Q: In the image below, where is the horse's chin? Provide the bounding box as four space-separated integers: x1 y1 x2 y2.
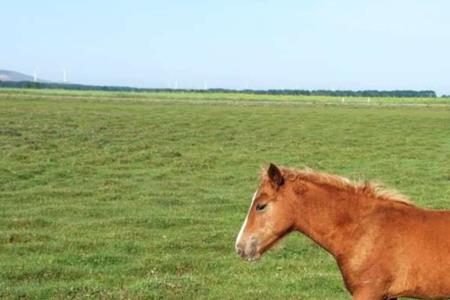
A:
236 235 283 262
258 236 283 256
241 240 276 262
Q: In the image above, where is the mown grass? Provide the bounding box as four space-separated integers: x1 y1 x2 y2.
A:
0 89 449 299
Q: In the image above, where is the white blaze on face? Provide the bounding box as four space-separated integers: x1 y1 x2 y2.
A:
235 191 258 249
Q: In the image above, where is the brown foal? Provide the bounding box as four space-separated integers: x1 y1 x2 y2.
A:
235 164 450 300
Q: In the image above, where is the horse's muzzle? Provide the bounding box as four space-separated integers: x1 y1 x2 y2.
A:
235 236 261 261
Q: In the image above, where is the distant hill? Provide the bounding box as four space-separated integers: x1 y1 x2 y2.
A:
0 69 440 98
0 69 38 82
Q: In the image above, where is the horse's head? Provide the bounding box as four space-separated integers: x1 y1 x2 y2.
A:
235 163 295 261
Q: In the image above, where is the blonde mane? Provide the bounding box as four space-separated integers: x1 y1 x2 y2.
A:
262 166 413 206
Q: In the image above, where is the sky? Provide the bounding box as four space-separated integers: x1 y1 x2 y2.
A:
2 0 450 94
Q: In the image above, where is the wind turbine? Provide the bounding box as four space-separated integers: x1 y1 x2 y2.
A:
33 67 38 82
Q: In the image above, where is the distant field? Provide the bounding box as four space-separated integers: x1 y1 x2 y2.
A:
0 89 449 299
1 88 450 105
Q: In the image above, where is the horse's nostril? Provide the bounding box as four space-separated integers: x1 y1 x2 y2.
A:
235 244 244 256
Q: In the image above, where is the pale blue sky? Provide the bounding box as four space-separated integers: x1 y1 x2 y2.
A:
2 1 450 94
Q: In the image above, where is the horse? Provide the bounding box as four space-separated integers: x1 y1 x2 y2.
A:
235 163 450 300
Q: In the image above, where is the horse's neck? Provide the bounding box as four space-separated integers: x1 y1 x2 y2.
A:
292 183 376 256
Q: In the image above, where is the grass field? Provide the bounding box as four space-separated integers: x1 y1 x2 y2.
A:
1 88 450 105
0 89 449 299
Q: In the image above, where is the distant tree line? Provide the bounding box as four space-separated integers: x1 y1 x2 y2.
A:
0 80 440 98
221 89 438 98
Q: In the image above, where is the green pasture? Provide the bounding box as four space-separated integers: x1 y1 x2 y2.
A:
1 88 450 105
0 89 449 299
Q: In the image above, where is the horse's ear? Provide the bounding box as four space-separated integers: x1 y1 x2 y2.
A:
268 163 284 187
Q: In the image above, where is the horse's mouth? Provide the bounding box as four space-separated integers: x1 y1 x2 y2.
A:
238 250 261 262
245 252 261 261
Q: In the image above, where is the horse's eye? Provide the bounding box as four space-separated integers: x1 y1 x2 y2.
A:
256 203 268 211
